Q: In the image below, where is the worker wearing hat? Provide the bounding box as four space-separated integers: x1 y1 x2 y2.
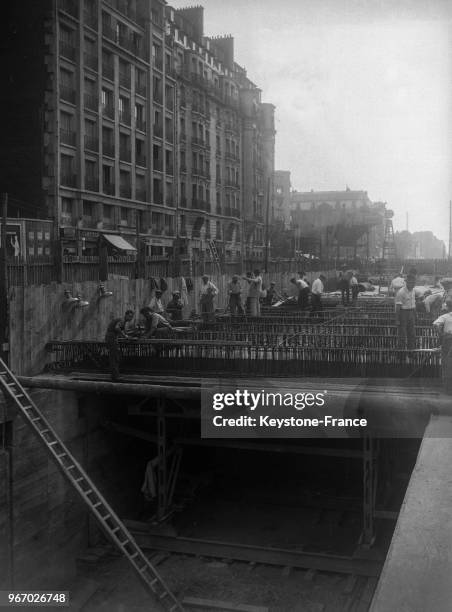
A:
166 291 183 322
395 275 417 350
149 289 165 314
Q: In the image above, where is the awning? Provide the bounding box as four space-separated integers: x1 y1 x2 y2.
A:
102 234 136 251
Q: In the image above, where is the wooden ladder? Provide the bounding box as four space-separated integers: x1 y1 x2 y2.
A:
0 359 184 611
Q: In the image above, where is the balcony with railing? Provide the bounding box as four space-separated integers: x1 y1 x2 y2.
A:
103 104 114 120
154 191 163 205
84 8 98 29
166 165 174 176
60 86 76 105
192 199 210 212
180 197 187 208
60 129 76 147
60 41 77 62
84 94 98 112
153 124 163 139
153 159 163 172
61 174 77 187
120 185 132 198
84 53 98 71
136 154 146 167
192 137 206 148
165 131 174 144
225 180 240 189
136 82 146 97
58 0 78 18
192 167 210 180
103 142 115 157
103 182 115 195
224 207 241 218
136 119 146 132
85 177 99 191
136 188 147 202
102 63 114 81
119 71 131 89
225 151 240 163
119 111 131 126
85 136 99 152
119 147 131 162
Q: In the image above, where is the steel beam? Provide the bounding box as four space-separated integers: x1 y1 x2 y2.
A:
127 528 383 577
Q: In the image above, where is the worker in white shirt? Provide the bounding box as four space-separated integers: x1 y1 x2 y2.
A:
311 274 326 312
243 269 263 317
290 276 309 309
149 289 165 314
395 275 416 350
199 275 218 323
433 298 452 367
350 273 359 306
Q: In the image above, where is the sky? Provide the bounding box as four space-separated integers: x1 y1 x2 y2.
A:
172 0 452 245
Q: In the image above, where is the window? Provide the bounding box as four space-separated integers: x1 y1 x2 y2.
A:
153 76 162 103
85 119 98 151
60 112 75 146
61 198 73 224
61 154 75 186
102 164 114 194
136 174 146 201
103 204 113 222
119 58 130 88
135 68 146 96
60 68 75 103
165 149 173 174
153 178 163 204
59 25 76 61
153 144 162 171
84 77 97 111
102 126 114 157
135 138 146 166
165 182 173 207
120 207 129 225
119 96 131 124
101 88 114 118
82 200 94 220
85 159 98 191
119 170 131 198
135 103 145 131
119 133 131 162
84 37 97 71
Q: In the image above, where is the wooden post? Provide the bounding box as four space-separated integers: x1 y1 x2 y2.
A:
157 399 167 521
0 194 9 365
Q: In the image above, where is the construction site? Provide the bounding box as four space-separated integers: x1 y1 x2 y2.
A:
0 247 451 612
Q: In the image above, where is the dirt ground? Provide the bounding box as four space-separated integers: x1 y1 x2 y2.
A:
78 547 375 612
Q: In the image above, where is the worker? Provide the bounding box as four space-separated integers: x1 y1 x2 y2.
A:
350 272 359 306
199 275 218 323
433 298 452 381
149 289 165 314
105 310 135 381
265 281 282 306
227 275 244 316
166 291 183 321
290 276 309 309
395 275 416 350
243 269 263 316
140 306 172 338
311 274 326 312
337 271 350 306
390 273 405 296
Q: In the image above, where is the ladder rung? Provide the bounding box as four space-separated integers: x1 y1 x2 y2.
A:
16 394 24 398
93 502 102 509
119 540 130 547
40 429 50 435
112 527 120 534
67 465 76 470
0 371 7 375
75 477 85 483
84 489 93 495
49 441 59 446
56 453 67 459
159 592 169 600
150 578 159 587
102 514 111 521
31 417 41 422
7 382 16 387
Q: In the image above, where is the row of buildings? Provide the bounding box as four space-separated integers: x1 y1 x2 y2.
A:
1 0 275 263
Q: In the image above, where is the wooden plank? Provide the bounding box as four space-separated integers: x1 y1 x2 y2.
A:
182 597 268 612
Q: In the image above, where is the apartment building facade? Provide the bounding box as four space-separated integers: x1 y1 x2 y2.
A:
1 0 275 264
